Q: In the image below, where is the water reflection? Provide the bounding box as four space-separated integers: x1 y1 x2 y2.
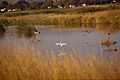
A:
0 32 5 38
95 24 120 32
17 31 34 38
51 24 120 33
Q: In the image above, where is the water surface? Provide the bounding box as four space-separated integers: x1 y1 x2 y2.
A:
0 25 120 58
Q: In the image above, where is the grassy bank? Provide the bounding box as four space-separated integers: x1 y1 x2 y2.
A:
0 45 120 80
0 10 120 26
0 4 120 26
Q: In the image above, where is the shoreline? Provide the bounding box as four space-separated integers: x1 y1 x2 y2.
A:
0 9 119 25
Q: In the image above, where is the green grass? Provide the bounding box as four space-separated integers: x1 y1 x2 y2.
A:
1 4 120 17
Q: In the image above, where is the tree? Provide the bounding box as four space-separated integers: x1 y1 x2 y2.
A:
56 0 65 6
15 0 29 10
1 1 8 8
30 1 40 9
41 0 53 8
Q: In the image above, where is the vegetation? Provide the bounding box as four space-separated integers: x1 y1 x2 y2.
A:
0 23 5 32
0 4 120 26
16 21 35 38
0 45 119 80
0 0 120 10
1 4 120 17
0 4 119 26
0 9 119 25
0 19 9 33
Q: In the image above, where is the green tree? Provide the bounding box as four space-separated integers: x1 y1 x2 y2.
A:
41 0 53 9
1 1 8 8
30 1 40 9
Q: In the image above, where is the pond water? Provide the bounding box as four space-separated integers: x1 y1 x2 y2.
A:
0 25 120 58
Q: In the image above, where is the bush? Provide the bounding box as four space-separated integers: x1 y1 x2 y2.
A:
0 23 5 32
0 19 9 32
0 19 9 27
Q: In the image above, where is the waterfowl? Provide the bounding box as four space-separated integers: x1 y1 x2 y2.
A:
81 30 91 33
31 24 40 42
106 48 117 52
34 30 40 35
85 30 91 33
56 42 67 47
108 33 111 35
101 40 117 47
107 32 111 40
33 26 40 35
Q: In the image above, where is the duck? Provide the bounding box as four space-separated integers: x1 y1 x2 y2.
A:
108 32 111 35
56 42 67 47
106 48 117 52
33 26 40 35
34 30 40 35
81 30 91 33
101 40 117 47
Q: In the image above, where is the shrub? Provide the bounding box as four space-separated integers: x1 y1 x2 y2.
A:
0 19 9 27
0 19 9 32
0 23 5 32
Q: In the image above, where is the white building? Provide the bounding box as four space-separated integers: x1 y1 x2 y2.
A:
69 5 75 8
82 4 86 7
0 8 6 12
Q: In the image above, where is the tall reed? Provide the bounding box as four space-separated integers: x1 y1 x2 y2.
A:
0 45 120 80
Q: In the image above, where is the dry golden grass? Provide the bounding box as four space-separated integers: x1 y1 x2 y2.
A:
0 9 120 25
0 45 120 80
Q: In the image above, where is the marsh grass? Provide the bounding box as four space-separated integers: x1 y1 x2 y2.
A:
0 9 119 26
99 17 111 24
0 45 120 80
0 4 119 26
88 17 96 25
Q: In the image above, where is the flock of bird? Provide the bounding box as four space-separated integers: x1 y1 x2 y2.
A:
101 33 118 52
33 26 118 53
